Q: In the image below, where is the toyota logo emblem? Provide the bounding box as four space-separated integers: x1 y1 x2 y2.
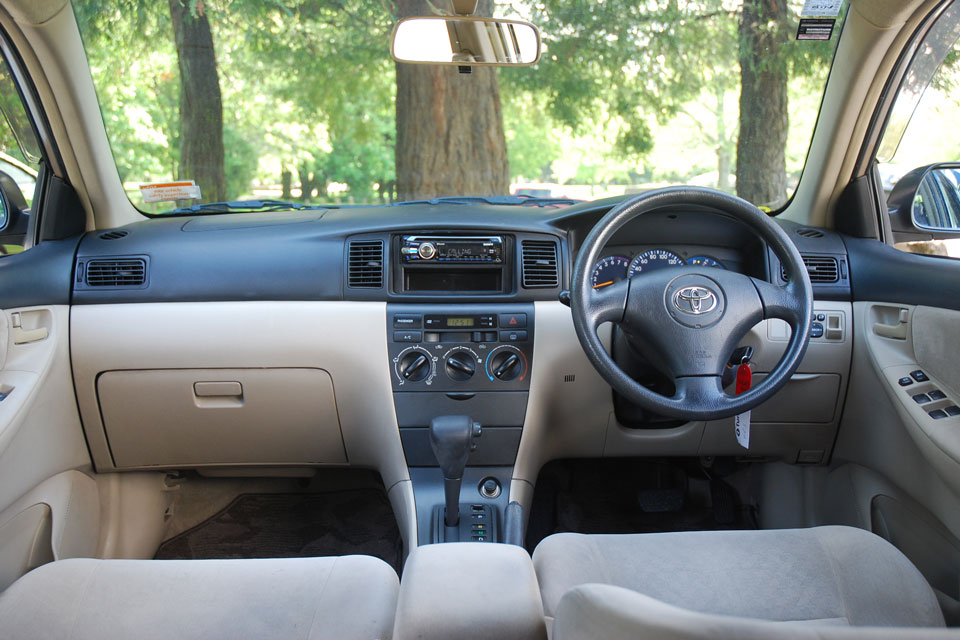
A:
673 286 718 315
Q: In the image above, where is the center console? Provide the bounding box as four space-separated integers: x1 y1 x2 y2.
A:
388 304 533 544
375 230 561 545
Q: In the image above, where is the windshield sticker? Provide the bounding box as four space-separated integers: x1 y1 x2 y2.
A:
801 0 842 17
797 18 835 41
140 180 202 203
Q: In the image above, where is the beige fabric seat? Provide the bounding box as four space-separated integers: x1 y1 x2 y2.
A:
0 555 399 640
534 526 946 634
553 584 960 640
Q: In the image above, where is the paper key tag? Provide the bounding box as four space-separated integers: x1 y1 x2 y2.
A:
140 180 202 203
735 411 751 449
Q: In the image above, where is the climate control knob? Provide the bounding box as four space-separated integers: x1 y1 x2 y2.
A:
398 350 431 382
488 348 524 382
445 351 477 381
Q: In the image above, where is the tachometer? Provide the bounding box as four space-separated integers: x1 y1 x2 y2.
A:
591 256 630 289
627 249 683 277
686 255 725 269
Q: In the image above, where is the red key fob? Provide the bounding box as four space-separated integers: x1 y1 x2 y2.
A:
735 363 752 395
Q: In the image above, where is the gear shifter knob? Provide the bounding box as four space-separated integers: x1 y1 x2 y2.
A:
429 415 482 527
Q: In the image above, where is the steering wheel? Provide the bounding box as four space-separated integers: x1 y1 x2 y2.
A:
571 187 813 422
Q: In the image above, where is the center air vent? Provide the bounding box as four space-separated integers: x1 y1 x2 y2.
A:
85 258 147 287
347 240 384 288
521 240 559 288
781 255 840 284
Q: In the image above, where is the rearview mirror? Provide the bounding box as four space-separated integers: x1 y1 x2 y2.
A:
391 16 541 66
888 163 960 234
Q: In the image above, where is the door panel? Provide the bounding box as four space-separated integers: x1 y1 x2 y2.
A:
0 305 97 588
832 236 960 619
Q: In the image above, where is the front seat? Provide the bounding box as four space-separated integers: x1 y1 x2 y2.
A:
533 526 946 634
0 555 399 640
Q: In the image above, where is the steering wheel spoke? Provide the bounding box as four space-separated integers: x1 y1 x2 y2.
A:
586 278 628 329
751 277 806 324
672 375 726 410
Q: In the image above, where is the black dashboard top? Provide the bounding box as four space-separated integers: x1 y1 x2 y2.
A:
69 197 851 304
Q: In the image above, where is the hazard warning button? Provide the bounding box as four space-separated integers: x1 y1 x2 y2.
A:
498 313 527 329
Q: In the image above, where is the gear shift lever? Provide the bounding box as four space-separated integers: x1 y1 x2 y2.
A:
429 415 482 527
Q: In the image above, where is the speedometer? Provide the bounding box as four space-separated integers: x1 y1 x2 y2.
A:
591 256 630 289
627 249 684 277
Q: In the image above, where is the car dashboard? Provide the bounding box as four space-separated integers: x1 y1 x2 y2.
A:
65 197 854 545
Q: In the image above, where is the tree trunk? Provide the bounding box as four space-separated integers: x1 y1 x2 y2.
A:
394 0 509 200
736 0 788 207
281 169 292 199
169 0 226 203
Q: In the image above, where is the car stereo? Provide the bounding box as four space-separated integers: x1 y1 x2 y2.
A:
401 235 504 264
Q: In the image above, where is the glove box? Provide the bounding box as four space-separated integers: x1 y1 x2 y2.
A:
96 368 346 468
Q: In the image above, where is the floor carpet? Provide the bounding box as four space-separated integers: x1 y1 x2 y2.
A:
525 459 757 551
155 490 402 573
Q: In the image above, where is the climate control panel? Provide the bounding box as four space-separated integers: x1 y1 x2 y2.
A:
387 305 533 392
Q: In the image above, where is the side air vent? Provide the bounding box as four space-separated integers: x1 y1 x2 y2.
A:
796 227 824 238
347 240 384 288
85 258 147 287
521 240 559 288
781 255 840 284
99 230 129 240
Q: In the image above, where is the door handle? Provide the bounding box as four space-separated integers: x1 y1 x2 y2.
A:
10 313 48 345
873 308 909 340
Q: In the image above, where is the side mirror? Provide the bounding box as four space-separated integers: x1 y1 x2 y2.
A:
888 163 960 235
0 183 7 232
391 16 541 66
0 169 28 240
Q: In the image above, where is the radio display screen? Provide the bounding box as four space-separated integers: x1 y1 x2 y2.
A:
437 241 486 257
446 317 475 328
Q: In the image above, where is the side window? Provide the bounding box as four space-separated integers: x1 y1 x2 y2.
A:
876 2 960 257
0 58 42 256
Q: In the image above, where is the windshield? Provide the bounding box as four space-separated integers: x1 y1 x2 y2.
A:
73 0 845 215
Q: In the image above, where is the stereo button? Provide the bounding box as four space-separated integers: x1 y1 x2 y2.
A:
393 314 422 328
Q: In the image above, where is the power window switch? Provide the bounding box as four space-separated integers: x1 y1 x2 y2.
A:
929 390 947 401
898 377 914 387
913 394 931 405
929 409 948 420
945 406 960 417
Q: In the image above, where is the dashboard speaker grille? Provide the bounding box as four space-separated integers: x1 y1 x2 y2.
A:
85 258 147 287
347 240 384 288
521 240 559 288
781 255 839 284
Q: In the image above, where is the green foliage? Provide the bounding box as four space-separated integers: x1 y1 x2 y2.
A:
72 0 844 206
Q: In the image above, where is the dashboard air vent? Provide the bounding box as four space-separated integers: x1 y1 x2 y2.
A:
99 230 129 240
796 227 824 238
85 258 147 287
781 255 840 284
347 240 384 288
521 240 559 288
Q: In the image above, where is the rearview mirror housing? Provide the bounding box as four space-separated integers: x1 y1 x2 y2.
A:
391 16 541 67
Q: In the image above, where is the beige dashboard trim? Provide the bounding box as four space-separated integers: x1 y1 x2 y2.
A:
71 302 408 484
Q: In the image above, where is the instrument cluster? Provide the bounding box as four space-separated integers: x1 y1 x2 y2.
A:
591 248 727 289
